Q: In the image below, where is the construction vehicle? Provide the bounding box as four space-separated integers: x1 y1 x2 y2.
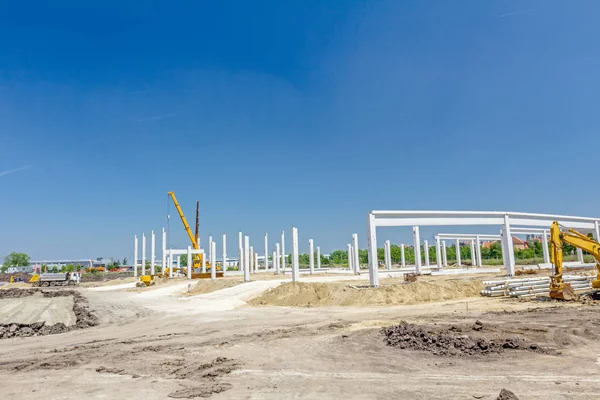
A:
167 191 221 276
136 275 157 287
549 221 600 300
33 272 79 287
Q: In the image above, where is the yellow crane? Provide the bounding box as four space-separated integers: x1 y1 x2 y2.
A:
168 191 204 270
549 221 600 300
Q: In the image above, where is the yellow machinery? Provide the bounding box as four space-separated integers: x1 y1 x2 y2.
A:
549 221 600 300
136 275 156 287
28 274 39 283
167 191 220 274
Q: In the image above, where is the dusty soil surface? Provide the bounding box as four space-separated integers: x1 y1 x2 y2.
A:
0 283 599 399
248 279 484 307
80 272 134 282
0 293 75 325
181 278 243 296
80 276 138 288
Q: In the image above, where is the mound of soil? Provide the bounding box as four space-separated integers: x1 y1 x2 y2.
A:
382 321 550 356
0 288 97 339
182 279 242 296
249 280 484 307
0 273 31 283
80 272 133 283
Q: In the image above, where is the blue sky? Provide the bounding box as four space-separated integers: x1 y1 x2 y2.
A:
2 0 600 261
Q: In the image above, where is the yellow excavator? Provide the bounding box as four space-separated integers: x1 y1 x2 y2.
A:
549 221 600 300
167 191 221 277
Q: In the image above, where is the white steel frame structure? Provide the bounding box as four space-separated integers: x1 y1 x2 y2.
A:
435 233 502 268
367 210 600 287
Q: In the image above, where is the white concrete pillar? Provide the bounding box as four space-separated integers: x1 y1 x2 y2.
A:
238 232 242 270
316 246 321 269
211 241 217 280
291 227 299 282
244 236 250 282
272 251 276 273
367 212 379 287
455 239 462 267
309 239 314 275
347 243 353 272
254 252 258 276
264 234 269 271
161 228 166 275
502 215 516 276
141 233 146 276
384 240 391 270
177 254 181 271
352 234 360 274
250 246 254 274
239 246 244 276
187 246 192 279
151 230 156 275
423 240 430 267
281 230 286 273
442 240 448 267
577 247 584 263
595 221 600 243
435 236 442 269
222 233 227 274
413 226 422 274
476 236 482 267
168 250 173 278
542 230 550 264
401 244 406 267
275 243 281 274
208 235 213 270
470 240 476 268
134 235 138 277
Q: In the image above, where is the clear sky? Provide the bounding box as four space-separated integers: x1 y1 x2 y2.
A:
2 0 600 261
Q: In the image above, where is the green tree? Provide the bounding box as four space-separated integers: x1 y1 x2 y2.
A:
3 252 30 267
180 254 188 266
122 257 128 265
52 266 58 273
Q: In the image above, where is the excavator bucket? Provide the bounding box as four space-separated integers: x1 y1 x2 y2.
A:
549 282 578 301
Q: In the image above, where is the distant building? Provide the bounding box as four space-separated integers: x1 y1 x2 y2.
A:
480 236 529 250
6 266 34 273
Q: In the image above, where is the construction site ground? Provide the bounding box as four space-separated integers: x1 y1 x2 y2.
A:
0 272 599 399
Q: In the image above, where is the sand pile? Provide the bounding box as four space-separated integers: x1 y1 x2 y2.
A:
248 279 484 307
182 279 242 296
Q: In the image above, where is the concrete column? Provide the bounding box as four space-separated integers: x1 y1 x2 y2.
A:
470 240 476 268
142 233 146 276
384 240 391 270
577 248 584 263
352 234 360 274
455 239 462 267
222 234 227 274
281 231 286 273
595 221 600 243
151 230 156 275
442 240 448 267
134 235 138 277
413 226 422 274
291 227 299 282
316 246 321 269
502 215 516 276
476 236 482 267
264 234 269 271
162 228 167 275
272 251 276 273
211 242 216 280
238 232 242 270
177 255 181 271
250 246 254 274
435 236 442 269
347 243 353 272
239 246 244 277
367 212 379 287
309 239 314 275
244 236 250 282
542 230 550 264
187 246 192 279
401 244 406 267
275 243 281 274
423 240 430 267
254 252 258 276
208 235 213 269
168 250 173 278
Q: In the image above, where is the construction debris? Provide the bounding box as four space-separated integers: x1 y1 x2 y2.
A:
480 275 591 298
496 388 519 400
404 273 419 283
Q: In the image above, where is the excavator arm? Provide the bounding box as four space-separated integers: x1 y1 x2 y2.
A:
549 221 600 300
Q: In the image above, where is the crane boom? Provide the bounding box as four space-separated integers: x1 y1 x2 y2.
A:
549 221 600 300
168 191 199 249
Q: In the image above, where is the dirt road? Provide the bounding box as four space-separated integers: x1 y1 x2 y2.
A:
0 282 599 399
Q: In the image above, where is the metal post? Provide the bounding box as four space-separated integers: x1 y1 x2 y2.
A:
367 212 379 287
275 243 281 274
151 230 155 275
222 234 227 275
281 230 286 273
291 227 299 282
187 246 192 279
134 235 138 277
455 239 462 267
352 234 360 274
244 236 250 282
442 240 448 267
470 240 476 268
141 233 146 276
309 239 314 275
542 230 550 264
211 242 216 280
316 246 321 269
401 244 406 267
423 239 430 267
435 236 442 269
413 226 422 274
264 234 269 271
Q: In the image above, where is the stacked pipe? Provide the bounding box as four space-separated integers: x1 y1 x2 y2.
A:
481 275 592 298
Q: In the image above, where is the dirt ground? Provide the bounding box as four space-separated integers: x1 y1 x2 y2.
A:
0 293 75 325
182 278 243 296
0 277 599 399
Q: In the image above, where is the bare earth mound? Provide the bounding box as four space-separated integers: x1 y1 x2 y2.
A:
182 278 243 296
248 279 484 307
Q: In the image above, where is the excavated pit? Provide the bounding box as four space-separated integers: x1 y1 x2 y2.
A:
0 288 97 339
382 320 554 357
